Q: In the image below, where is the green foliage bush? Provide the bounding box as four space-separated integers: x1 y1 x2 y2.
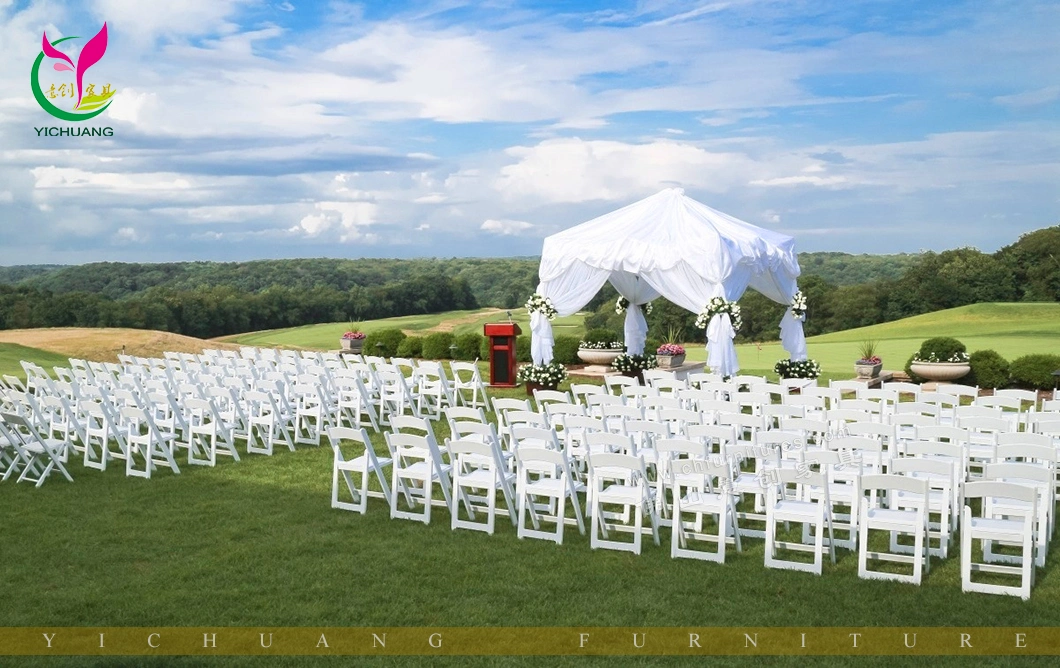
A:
422 332 455 360
581 328 621 346
916 337 967 360
395 336 422 358
453 333 483 361
552 336 582 364
363 328 406 357
516 336 531 363
1009 354 1060 390
967 350 1010 389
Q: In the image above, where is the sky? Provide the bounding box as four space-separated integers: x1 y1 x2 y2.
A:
0 0 1057 265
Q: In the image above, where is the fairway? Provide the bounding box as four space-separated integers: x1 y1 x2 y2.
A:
219 308 589 349
0 343 70 380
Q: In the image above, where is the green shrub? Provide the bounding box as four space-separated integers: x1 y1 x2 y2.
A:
395 336 423 358
516 336 531 363
363 328 406 357
1009 354 1060 390
581 328 621 346
914 337 968 362
552 336 582 365
453 332 484 361
422 332 456 360
967 350 1010 389
479 335 490 361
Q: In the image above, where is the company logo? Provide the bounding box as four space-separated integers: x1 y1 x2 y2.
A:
31 23 114 122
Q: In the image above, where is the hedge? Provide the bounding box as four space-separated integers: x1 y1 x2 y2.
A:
363 328 406 357
422 332 456 360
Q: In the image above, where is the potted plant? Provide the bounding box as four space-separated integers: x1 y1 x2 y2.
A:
611 353 658 384
854 340 883 379
908 337 971 382
655 325 686 368
577 328 625 366
516 362 569 395
341 328 366 353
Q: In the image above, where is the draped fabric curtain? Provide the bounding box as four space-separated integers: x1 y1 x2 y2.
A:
531 260 611 365
609 273 660 356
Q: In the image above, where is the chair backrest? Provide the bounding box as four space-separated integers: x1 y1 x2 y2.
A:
445 406 487 425
860 473 929 500
895 401 940 417
955 405 1003 422
916 425 969 444
938 383 978 400
448 437 503 469
506 410 549 430
604 374 640 395
958 416 1010 435
510 425 561 451
655 437 713 477
994 443 1056 467
585 430 636 456
451 420 500 445
589 452 646 480
533 389 572 411
685 423 738 453
984 461 1053 488
963 480 1037 508
570 383 605 405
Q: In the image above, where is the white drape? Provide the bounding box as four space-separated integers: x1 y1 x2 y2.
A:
531 260 611 365
779 309 808 361
610 273 659 355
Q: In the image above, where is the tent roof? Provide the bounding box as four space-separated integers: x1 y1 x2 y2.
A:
539 188 800 285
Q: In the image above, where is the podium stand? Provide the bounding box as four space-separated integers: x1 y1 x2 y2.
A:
483 323 521 387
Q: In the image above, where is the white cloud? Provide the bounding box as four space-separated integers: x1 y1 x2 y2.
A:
481 219 534 235
750 175 848 187
992 86 1060 108
292 201 378 242
91 0 246 42
0 191 12 203
114 226 142 242
277 2 294 11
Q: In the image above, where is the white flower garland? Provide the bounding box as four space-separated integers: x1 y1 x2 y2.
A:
695 297 742 332
790 290 807 321
615 297 653 315
525 293 558 321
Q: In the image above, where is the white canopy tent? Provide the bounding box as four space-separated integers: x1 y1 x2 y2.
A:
530 188 807 376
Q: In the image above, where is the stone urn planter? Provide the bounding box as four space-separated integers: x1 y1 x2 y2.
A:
656 353 686 369
854 362 882 379
340 338 364 354
577 348 624 366
910 361 971 382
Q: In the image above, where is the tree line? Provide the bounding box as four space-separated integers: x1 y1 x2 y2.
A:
585 226 1060 344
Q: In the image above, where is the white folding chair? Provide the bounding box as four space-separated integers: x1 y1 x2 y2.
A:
660 440 741 563
120 406 181 479
588 452 660 554
858 474 931 585
328 425 392 514
449 361 488 410
515 447 586 545
962 481 1037 600
0 412 73 487
448 437 517 534
244 390 296 456
982 462 1053 568
180 396 240 466
385 431 453 524
764 469 835 575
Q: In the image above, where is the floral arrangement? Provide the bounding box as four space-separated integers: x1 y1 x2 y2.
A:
790 291 807 321
516 362 568 387
857 355 882 365
913 351 970 363
525 293 558 320
774 358 822 379
695 297 742 333
579 339 624 350
656 343 685 356
611 353 658 373
342 330 366 340
615 297 653 315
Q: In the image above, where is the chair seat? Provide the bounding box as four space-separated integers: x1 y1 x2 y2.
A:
337 454 392 472
598 483 647 504
773 499 822 521
864 506 920 529
680 491 726 513
967 515 1027 539
396 461 450 479
458 468 515 488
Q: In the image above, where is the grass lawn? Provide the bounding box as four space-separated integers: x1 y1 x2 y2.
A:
0 342 71 380
219 309 589 350
3 380 1060 668
681 303 1060 377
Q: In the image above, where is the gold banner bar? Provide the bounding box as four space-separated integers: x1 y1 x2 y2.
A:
1 627 1057 656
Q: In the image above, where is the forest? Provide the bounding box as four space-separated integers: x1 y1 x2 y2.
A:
0 226 1056 341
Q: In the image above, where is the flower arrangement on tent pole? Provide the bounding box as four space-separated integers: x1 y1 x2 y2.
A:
525 293 558 320
790 290 807 321
695 297 742 333
615 297 653 315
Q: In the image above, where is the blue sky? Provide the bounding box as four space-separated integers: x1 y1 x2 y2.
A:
0 0 1057 264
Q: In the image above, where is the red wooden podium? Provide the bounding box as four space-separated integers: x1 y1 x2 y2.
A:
484 323 521 387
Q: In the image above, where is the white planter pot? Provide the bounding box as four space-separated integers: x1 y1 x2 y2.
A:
910 361 971 382
656 354 686 368
577 348 624 366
